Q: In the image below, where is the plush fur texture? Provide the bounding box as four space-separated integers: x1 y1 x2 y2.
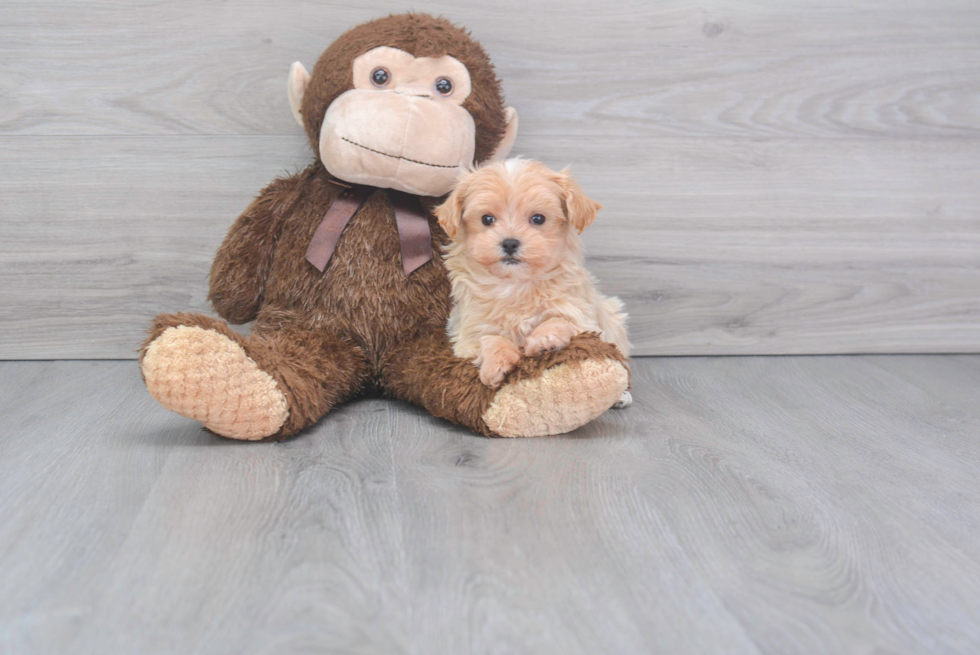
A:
485 355 630 437
308 46 480 195
299 14 508 165
139 14 630 440
435 159 630 387
141 324 289 439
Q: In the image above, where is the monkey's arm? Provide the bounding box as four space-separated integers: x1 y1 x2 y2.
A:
208 174 302 324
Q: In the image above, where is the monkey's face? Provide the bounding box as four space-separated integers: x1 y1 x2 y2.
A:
289 46 517 196
288 15 518 199
319 47 476 197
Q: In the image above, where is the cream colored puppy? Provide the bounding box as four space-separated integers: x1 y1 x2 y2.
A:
435 158 631 405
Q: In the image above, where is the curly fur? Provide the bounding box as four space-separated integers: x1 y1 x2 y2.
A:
435 159 630 382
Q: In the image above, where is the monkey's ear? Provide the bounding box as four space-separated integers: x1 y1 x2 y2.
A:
488 107 519 162
288 62 311 128
556 167 602 233
434 174 470 240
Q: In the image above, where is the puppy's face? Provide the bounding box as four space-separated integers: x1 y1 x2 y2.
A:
436 159 602 281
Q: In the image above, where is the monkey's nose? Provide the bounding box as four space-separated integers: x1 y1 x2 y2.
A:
501 239 521 256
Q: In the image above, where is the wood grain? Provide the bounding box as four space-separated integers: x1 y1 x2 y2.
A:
1 1 978 139
1 357 979 653
1 0 979 357
2 135 977 358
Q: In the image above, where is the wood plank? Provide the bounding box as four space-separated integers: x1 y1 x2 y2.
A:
2 135 978 358
2 0 979 357
1 1 978 139
1 357 980 652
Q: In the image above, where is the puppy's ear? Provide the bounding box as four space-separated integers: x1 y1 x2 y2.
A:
555 167 602 233
434 173 471 240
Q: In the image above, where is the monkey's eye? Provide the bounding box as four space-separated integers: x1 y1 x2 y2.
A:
434 77 454 96
530 214 546 225
371 67 391 87
481 214 495 226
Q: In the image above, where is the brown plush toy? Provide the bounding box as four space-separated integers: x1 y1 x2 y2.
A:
139 13 629 440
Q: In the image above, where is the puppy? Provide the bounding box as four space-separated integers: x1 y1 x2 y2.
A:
435 158 631 405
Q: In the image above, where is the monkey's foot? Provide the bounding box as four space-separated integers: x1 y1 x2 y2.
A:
141 325 288 440
482 357 629 438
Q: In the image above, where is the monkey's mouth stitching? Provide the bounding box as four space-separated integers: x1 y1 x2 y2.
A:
340 137 458 169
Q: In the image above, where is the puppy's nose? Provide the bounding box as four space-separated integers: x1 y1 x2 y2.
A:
501 238 521 255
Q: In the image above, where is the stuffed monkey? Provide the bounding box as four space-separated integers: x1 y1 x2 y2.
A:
139 13 629 439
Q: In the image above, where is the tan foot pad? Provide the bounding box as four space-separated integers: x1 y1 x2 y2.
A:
141 326 288 440
483 358 629 438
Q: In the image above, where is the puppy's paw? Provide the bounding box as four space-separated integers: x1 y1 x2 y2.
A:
478 340 521 388
525 325 574 357
613 390 632 408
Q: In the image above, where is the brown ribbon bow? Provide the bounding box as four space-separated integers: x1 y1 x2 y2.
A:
305 185 433 276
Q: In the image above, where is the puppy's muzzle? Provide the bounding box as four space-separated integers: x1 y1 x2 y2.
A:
501 238 521 256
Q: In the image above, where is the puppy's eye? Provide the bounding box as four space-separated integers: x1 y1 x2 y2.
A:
481 214 495 226
371 67 391 87
434 77 454 96
530 214 546 225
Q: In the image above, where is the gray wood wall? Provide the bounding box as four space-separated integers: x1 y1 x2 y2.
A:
2 0 979 359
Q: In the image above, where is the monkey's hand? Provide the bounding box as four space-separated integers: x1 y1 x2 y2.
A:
209 174 303 324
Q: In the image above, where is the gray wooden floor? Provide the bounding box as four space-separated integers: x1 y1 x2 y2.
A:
2 356 979 654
